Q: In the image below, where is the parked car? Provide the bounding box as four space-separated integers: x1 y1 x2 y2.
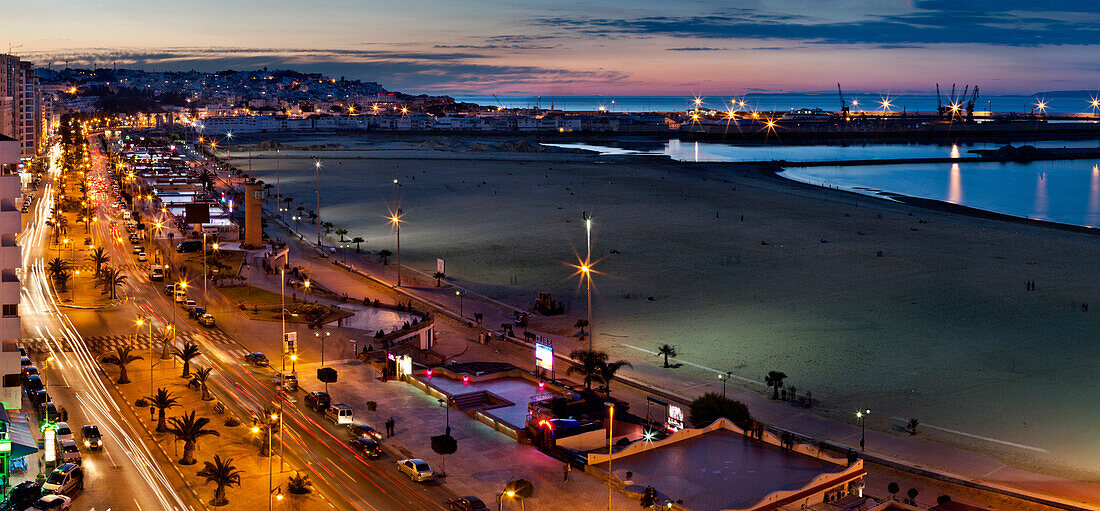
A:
4 481 41 511
188 305 205 319
25 494 71 511
198 313 216 327
243 352 268 366
23 374 43 392
280 372 298 391
22 365 38 379
30 390 50 408
57 441 81 465
37 402 59 423
176 240 202 253
80 425 102 450
164 284 174 296
137 252 148 262
350 437 383 458
41 463 82 495
304 391 330 412
347 423 382 441
448 496 490 511
325 404 353 425
174 289 187 303
54 423 74 443
396 459 434 482
150 266 164 281
19 356 32 370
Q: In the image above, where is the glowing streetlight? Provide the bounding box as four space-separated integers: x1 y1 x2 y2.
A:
314 159 323 250
391 178 402 287
856 408 871 451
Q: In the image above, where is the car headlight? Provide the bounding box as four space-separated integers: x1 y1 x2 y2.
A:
96 440 102 446
83 441 89 447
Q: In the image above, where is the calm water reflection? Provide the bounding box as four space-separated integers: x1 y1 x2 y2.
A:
545 139 1100 162
783 160 1100 228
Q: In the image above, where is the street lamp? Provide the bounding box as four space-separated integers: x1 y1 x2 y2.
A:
314 159 322 250
391 178 401 287
455 290 464 317
438 397 451 436
719 371 733 398
316 330 331 366
856 408 870 451
606 402 614 511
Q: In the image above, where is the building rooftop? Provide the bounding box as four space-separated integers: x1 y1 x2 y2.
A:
610 428 850 511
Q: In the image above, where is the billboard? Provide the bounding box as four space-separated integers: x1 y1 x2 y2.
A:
535 341 553 371
667 404 685 432
284 332 297 354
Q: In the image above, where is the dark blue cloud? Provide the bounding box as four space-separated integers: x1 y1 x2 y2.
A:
534 5 1100 47
665 47 727 51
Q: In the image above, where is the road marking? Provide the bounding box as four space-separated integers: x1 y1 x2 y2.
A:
890 417 1048 453
624 344 766 386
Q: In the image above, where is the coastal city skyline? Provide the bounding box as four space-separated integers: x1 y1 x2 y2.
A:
6 0 1100 94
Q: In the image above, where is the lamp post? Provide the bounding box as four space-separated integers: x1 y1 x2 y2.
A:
455 290 464 317
582 263 592 352
438 398 451 436
316 330 331 367
202 232 208 298
719 371 732 398
856 408 870 451
606 401 614 511
314 159 322 250
392 178 401 287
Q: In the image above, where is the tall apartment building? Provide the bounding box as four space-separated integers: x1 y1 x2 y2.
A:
0 55 42 160
0 136 22 409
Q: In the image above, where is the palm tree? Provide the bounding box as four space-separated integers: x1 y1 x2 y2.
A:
191 367 214 401
567 349 608 390
95 267 127 299
433 271 445 287
597 360 632 395
287 473 312 494
46 257 70 290
197 168 215 191
167 411 220 465
322 221 334 234
174 342 201 378
378 249 391 265
87 247 110 279
351 236 364 252
51 216 68 242
765 371 787 400
656 344 677 368
335 228 348 242
574 319 589 339
307 211 317 224
102 346 144 384
196 455 242 506
145 388 181 432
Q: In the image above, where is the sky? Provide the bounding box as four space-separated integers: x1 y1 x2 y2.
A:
3 0 1100 95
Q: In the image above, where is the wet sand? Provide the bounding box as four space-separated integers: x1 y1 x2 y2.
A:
231 141 1100 482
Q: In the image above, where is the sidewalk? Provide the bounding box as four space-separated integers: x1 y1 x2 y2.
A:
294 357 639 511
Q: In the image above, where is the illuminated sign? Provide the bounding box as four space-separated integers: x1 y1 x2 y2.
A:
44 429 56 462
395 355 412 377
667 405 684 432
535 342 553 371
283 332 297 354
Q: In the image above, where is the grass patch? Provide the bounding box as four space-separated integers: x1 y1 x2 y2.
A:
218 285 353 324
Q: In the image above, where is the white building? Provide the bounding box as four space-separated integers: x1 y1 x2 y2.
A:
0 135 23 409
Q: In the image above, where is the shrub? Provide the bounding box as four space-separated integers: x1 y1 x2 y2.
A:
687 392 752 428
135 398 148 408
224 417 241 427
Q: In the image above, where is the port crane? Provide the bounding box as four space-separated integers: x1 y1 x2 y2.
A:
837 83 849 118
966 86 980 121
936 84 946 119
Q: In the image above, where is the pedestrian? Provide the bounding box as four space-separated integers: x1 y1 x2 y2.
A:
385 417 395 437
563 461 571 482
61 407 68 422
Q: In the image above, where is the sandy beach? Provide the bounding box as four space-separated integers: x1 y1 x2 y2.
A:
228 133 1100 483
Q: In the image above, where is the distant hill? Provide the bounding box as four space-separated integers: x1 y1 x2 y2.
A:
1030 90 1099 97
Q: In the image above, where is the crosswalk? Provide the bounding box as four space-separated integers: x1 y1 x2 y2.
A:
22 329 236 353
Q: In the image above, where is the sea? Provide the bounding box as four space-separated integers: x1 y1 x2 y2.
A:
452 92 1100 114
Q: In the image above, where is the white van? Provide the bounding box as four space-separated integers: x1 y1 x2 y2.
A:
174 288 187 303
325 404 353 425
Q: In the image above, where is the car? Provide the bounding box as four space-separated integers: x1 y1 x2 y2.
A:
80 425 103 450
448 496 490 511
350 437 383 458
22 365 38 379
280 372 298 391
174 289 187 303
198 313 216 327
30 390 50 408
187 305 204 318
347 423 382 441
55 423 74 443
396 459 434 482
137 252 147 262
37 402 59 423
304 391 331 412
57 441 81 465
150 265 164 281
23 374 43 392
183 299 197 311
164 284 175 295
176 240 202 253
243 352 269 366
5 481 41 511
17 345 26 356
25 494 71 511
41 463 82 495
132 245 143 254
325 404 353 425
